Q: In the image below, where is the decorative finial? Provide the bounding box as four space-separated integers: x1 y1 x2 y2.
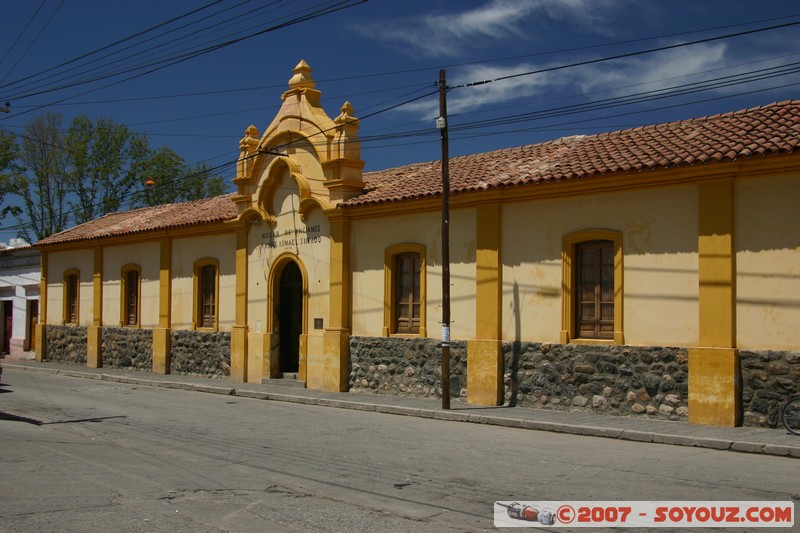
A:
335 101 357 124
287 60 315 90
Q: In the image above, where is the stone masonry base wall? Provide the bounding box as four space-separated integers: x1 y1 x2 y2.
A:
41 325 799 429
349 336 467 399
505 343 689 421
741 350 800 428
101 327 153 370
170 330 231 378
45 325 87 365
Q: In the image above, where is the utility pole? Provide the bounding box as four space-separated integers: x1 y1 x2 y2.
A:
437 69 451 410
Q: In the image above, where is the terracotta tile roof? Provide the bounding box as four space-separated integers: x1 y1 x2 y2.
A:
347 99 800 207
35 194 238 246
33 100 800 246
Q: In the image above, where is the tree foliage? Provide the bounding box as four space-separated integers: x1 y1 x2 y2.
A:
0 112 228 242
4 112 70 243
0 129 19 221
65 116 150 224
136 148 226 207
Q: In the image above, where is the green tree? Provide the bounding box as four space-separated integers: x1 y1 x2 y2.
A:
0 130 19 221
137 147 226 207
65 116 150 224
5 112 70 242
4 112 229 242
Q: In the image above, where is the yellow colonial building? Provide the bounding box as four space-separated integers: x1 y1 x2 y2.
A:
35 61 800 428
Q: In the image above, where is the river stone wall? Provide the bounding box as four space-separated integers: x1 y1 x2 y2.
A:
101 327 153 370
170 330 231 378
45 325 87 364
349 336 467 399
741 350 800 428
504 342 689 420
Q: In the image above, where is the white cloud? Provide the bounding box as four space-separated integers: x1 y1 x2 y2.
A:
400 62 558 118
395 43 738 120
358 0 613 59
571 44 729 95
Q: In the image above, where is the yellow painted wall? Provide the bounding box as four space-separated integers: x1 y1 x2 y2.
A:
736 173 800 349
247 178 332 335
245 173 333 383
350 208 476 339
171 233 236 330
247 231 270 334
46 249 94 326
502 185 699 345
101 242 161 328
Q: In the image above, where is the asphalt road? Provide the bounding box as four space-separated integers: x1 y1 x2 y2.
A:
0 369 797 532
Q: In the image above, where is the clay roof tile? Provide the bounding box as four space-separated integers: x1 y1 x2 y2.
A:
36 194 238 247
348 100 800 208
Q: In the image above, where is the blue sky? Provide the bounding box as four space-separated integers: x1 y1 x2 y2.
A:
0 0 799 241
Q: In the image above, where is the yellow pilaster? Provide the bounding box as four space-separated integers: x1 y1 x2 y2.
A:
264 332 280 380
689 347 740 426
35 252 47 362
87 246 103 368
468 202 504 405
247 331 269 383
153 238 172 374
321 214 351 391
230 228 249 382
689 179 740 426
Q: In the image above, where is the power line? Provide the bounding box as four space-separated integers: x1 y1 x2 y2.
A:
0 0 269 100
2 10 799 237
0 85 438 237
0 0 65 85
450 20 800 90
1 0 367 103
6 11 798 108
0 0 227 94
0 0 46 80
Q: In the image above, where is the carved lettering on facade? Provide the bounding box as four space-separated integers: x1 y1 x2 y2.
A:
260 225 323 249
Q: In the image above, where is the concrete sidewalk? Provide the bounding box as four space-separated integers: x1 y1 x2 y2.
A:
3 359 798 459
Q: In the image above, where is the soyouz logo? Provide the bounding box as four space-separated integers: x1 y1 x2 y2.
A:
493 501 795 528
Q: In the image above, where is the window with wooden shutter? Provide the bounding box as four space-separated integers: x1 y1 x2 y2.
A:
199 264 216 328
395 252 421 334
123 268 139 326
575 240 615 339
65 272 79 324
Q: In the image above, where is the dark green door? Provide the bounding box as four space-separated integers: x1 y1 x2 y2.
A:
279 262 302 373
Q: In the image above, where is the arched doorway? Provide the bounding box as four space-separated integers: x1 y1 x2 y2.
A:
278 261 302 374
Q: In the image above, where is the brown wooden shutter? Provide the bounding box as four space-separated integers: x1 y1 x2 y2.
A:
126 270 139 325
67 274 78 323
395 253 421 334
200 265 216 328
576 241 614 339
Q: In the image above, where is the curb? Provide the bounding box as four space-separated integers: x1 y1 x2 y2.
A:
5 364 799 459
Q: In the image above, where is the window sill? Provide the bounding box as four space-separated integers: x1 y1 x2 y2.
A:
570 338 616 346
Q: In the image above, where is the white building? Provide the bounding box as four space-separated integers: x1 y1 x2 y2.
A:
0 242 40 358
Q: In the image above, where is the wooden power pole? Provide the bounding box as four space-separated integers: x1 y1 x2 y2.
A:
437 69 451 410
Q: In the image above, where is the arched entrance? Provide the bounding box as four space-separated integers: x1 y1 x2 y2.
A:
278 261 302 374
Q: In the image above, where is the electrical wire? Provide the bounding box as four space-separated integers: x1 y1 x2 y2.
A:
0 0 65 86
0 0 46 81
1 10 799 238
0 0 227 94
0 85 439 236
450 20 800 89
1 0 367 103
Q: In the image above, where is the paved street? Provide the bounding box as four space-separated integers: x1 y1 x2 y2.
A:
1 369 797 532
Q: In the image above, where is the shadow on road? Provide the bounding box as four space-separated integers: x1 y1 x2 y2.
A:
0 413 126 426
